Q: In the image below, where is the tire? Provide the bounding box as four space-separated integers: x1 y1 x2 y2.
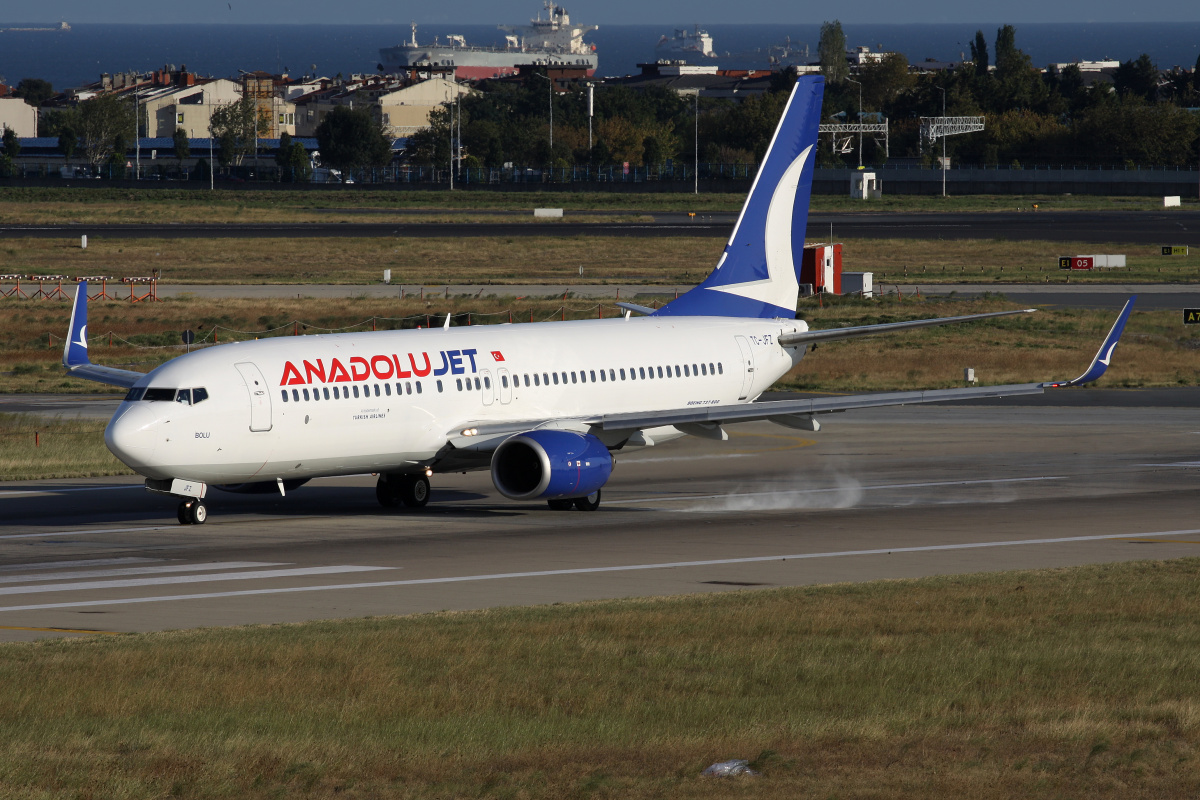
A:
573 490 601 512
401 475 430 508
189 503 207 525
177 501 193 525
547 498 574 510
376 475 401 508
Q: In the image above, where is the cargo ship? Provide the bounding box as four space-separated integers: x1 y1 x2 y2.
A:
656 26 716 59
378 3 598 80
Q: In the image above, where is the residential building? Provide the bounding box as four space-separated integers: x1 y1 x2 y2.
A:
0 97 38 137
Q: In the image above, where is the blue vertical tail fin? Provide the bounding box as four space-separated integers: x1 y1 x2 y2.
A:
653 76 825 319
64 280 90 368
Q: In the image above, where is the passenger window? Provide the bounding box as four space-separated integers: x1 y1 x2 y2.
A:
281 390 288 402
437 380 443 392
684 365 690 377
600 370 606 382
675 366 681 378
352 386 360 398
692 364 698 376
570 372 577 384
475 377 481 390
542 372 549 385
484 376 491 389
553 373 559 385
416 381 422 394
609 369 615 381
656 367 663 379
718 363 724 374
590 370 596 382
534 374 540 386
639 367 645 379
502 375 508 388
323 388 330 400
303 388 310 401
291 389 299 401
385 383 392 396
456 378 462 391
374 384 381 397
406 382 413 395
701 364 707 375
620 369 626 380
561 372 567 385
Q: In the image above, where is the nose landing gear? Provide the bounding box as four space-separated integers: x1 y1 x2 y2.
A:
177 500 207 525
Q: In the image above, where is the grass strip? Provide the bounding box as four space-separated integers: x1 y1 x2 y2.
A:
0 412 131 480
2 296 1197 394
2 558 1199 798
0 235 1196 286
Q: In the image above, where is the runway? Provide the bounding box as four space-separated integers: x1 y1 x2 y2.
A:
2 210 1197 243
2 401 1198 642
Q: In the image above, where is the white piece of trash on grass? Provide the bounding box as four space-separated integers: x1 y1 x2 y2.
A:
702 759 758 777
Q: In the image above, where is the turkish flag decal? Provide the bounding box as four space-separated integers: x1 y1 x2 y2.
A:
491 351 505 361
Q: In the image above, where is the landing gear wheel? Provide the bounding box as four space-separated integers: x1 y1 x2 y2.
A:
547 498 574 511
177 500 207 525
376 475 401 508
400 475 430 508
573 490 601 512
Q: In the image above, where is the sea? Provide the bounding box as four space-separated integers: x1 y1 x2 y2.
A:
1 22 1199 91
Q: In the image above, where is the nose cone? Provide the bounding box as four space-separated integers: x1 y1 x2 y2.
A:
105 404 159 469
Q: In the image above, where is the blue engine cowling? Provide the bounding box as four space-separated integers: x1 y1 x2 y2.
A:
491 430 613 501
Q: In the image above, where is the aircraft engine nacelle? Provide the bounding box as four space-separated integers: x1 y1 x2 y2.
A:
491 430 613 501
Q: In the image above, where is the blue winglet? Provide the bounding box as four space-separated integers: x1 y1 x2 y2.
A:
1043 296 1136 388
63 280 90 369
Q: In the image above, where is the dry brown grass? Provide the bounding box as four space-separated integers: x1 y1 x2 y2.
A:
3 559 1200 798
1 235 1195 286
0 412 131 479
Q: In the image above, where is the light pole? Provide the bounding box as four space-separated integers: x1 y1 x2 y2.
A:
936 86 947 198
846 77 862 167
693 91 699 195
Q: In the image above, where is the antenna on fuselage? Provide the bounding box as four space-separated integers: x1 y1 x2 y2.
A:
443 313 452 329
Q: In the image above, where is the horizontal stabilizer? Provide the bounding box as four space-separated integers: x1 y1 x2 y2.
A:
779 308 1036 346
615 302 657 316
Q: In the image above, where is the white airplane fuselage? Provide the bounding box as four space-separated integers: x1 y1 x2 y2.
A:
106 315 809 484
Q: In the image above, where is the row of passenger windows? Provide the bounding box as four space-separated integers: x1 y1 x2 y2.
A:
459 361 725 391
125 387 209 405
282 380 435 403
283 361 726 403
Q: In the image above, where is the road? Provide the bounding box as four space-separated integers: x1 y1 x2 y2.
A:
1 396 1197 642
1 210 1197 244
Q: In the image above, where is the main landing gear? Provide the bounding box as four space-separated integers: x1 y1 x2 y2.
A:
376 473 431 509
547 489 601 512
177 499 207 525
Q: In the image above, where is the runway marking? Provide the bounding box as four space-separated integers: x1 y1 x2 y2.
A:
1140 461 1200 467
0 626 122 635
3 528 1197 613
604 476 1066 505
0 557 159 573
0 562 284 586
1123 539 1200 544
0 565 391 597
0 526 174 540
0 485 142 498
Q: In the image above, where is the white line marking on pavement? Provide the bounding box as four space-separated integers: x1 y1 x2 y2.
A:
0 557 159 574
0 565 392 597
1140 461 1200 467
0 485 142 498
0 526 174 540
605 476 1066 505
3 528 1197 613
0 562 284 586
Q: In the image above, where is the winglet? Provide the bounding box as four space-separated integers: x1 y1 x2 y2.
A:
63 280 90 369
1043 296 1136 388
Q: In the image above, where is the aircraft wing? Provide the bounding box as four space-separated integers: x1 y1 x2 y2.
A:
600 297 1136 434
62 282 146 388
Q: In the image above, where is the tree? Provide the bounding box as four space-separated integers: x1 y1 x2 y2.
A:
77 94 135 168
1114 54 1159 102
209 96 262 167
642 135 664 166
970 31 989 74
58 125 78 169
314 106 391 172
172 127 190 171
818 20 848 85
859 52 913 111
3 127 21 160
274 131 311 182
13 78 54 107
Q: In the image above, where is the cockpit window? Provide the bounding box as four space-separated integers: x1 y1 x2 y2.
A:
175 389 191 404
142 388 176 402
192 387 208 404
128 387 208 404
124 387 146 402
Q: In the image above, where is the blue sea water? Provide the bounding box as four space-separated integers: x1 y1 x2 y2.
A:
1 22 1198 91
